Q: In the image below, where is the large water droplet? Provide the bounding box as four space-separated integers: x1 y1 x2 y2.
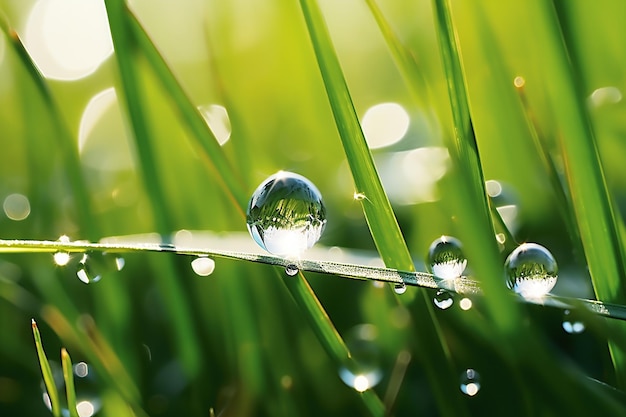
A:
41 361 101 417
76 252 125 284
246 171 326 258
338 324 382 392
562 310 585 334
505 243 558 299
460 368 481 396
427 236 467 285
433 289 453 310
191 257 215 276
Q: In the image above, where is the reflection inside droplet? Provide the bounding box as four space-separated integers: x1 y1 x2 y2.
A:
394 282 407 294
505 243 558 300
3 193 31 221
433 289 453 310
76 252 125 284
246 171 326 258
427 235 467 283
285 264 299 276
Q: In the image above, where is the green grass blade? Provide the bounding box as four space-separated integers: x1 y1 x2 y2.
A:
32 319 61 417
104 0 202 375
526 0 626 385
431 0 518 331
124 6 248 212
297 1 471 415
61 348 80 417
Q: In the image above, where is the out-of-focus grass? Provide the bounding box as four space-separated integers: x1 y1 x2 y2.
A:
0 0 626 416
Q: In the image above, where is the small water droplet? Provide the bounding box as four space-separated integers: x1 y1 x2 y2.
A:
393 282 407 294
76 252 125 284
191 257 215 276
460 368 481 396
433 289 453 310
505 243 558 299
246 171 326 258
41 361 101 417
562 310 585 334
54 235 72 266
338 324 382 392
427 236 467 285
285 264 299 276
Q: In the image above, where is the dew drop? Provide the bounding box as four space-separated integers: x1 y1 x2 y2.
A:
433 289 453 310
285 264 299 276
393 282 407 294
460 368 481 396
191 257 215 276
562 310 585 334
338 324 382 392
53 235 72 266
41 361 101 417
76 252 125 284
246 171 326 258
505 243 558 299
427 236 467 285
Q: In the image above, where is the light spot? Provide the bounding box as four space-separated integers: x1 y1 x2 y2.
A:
353 375 370 392
361 103 410 149
459 298 472 311
3 193 30 221
485 180 502 198
513 76 525 88
589 86 622 107
76 400 96 417
198 104 232 146
191 257 216 276
78 88 134 171
24 0 113 80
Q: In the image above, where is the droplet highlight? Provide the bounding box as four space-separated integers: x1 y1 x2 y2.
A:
191 257 215 276
505 243 558 299
338 324 382 392
460 368 481 396
53 235 72 266
427 236 467 284
562 310 585 334
76 252 125 284
285 264 299 276
246 171 326 258
433 289 453 310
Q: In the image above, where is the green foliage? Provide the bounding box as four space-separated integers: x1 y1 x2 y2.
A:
1 1 626 416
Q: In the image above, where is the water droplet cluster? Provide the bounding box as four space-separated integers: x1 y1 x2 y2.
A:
246 171 326 258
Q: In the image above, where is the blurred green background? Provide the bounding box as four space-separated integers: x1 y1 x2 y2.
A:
0 0 625 416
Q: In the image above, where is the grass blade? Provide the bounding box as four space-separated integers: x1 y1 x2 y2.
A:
32 319 61 417
104 0 202 375
526 0 626 385
124 6 248 212
297 1 474 415
431 0 519 331
61 348 80 417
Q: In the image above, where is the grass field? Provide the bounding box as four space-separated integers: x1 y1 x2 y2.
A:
1 0 626 416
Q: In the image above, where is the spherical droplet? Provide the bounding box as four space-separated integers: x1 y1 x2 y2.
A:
505 243 558 299
285 264 299 276
76 252 125 284
338 324 382 392
246 171 326 258
433 289 453 310
427 236 467 284
460 368 481 396
53 235 72 266
393 282 407 294
191 257 215 276
562 310 585 334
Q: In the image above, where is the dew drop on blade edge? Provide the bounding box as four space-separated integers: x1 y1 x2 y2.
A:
504 242 558 299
